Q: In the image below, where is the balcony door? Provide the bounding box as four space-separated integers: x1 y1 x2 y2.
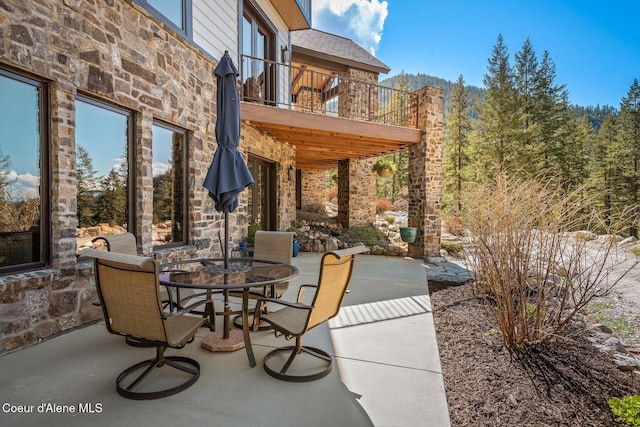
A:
247 155 276 231
241 1 276 104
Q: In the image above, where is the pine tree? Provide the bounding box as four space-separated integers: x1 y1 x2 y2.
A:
616 79 640 237
475 34 519 179
443 75 471 214
588 113 617 225
76 145 98 228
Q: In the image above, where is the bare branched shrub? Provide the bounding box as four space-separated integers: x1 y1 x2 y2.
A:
462 175 637 348
0 188 40 232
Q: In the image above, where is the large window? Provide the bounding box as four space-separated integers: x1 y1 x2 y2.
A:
135 0 192 37
75 97 133 250
152 121 187 247
242 1 276 104
0 69 49 272
247 155 276 231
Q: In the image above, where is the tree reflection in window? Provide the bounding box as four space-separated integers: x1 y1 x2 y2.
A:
152 121 186 246
0 71 45 270
75 97 131 251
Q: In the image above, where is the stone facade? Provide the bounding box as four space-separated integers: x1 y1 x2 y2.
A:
0 0 295 353
407 86 444 258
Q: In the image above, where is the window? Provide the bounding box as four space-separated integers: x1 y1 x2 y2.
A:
135 0 192 38
241 1 276 104
0 69 49 272
152 121 187 247
75 97 133 250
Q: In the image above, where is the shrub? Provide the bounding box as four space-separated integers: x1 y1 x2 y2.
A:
343 224 386 246
245 222 261 245
376 198 396 214
441 240 462 255
609 395 640 427
444 216 466 236
372 159 396 174
325 188 337 201
462 174 637 349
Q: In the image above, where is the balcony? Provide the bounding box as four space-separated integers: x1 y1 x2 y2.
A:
239 55 423 169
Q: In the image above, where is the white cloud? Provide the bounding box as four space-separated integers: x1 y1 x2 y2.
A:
313 0 388 55
152 162 171 177
2 170 39 200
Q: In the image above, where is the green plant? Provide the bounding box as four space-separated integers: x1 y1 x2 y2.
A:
440 240 462 255
372 159 396 174
384 216 395 224
286 220 304 241
343 224 386 247
609 395 640 426
633 248 640 257
245 222 261 246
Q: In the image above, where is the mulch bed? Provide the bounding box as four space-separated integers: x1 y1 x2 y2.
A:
430 281 640 427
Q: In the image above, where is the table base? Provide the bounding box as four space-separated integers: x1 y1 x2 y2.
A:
201 329 245 352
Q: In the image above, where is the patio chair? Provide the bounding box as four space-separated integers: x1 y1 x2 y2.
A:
231 230 294 330
92 233 203 323
256 246 369 382
81 247 205 400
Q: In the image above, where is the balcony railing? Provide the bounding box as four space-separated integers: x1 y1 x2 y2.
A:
240 55 418 129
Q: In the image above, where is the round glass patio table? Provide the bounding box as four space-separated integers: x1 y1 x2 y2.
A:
159 258 299 367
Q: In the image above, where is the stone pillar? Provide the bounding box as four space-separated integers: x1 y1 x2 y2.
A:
50 81 78 271
337 158 376 227
301 169 326 212
338 68 377 122
136 110 154 255
408 86 444 259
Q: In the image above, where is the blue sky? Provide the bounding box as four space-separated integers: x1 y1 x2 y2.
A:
312 0 640 107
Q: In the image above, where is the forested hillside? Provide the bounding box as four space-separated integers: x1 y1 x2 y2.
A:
375 36 639 237
380 73 616 129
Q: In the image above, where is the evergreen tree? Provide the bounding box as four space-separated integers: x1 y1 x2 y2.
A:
588 113 617 225
443 75 472 214
616 79 640 237
475 34 519 179
94 169 126 227
76 145 98 228
153 167 173 225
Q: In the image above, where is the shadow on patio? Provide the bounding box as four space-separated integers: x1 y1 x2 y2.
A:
0 254 450 427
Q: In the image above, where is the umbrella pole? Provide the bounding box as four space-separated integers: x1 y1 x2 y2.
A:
224 211 229 270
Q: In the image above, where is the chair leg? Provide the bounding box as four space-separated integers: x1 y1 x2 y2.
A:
116 346 201 400
263 337 333 382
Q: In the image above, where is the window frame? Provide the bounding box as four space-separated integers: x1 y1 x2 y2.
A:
151 119 189 249
0 67 50 274
135 0 193 39
74 94 136 236
242 0 277 104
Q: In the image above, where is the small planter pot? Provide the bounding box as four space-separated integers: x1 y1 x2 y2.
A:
292 240 300 257
399 227 418 243
376 168 394 178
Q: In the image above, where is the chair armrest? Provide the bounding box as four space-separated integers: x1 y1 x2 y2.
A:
162 298 207 319
297 284 317 303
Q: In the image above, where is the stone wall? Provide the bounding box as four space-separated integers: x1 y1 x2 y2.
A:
407 86 444 258
0 0 287 353
242 125 297 232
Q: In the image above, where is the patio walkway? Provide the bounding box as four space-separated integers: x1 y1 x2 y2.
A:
0 253 450 427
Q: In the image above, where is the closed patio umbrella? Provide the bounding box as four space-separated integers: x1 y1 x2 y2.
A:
203 51 254 269
202 51 253 349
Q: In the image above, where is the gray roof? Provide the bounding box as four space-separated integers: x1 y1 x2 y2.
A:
291 29 390 74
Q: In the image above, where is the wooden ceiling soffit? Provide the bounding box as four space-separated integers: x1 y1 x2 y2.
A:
240 102 422 168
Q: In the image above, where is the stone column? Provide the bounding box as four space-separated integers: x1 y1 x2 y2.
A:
50 81 78 271
337 68 377 122
301 169 326 212
408 86 444 259
136 110 154 255
337 158 376 227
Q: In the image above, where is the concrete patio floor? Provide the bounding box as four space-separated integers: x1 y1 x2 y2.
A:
0 253 450 427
